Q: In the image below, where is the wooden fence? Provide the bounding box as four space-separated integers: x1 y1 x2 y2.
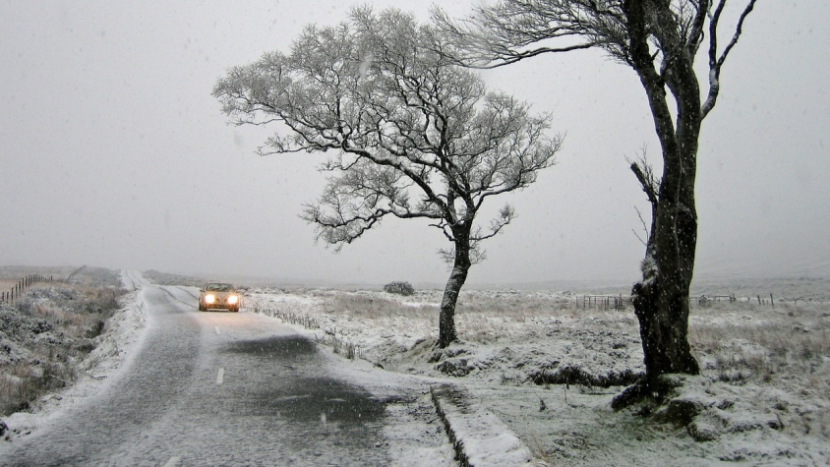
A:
0 274 54 304
577 294 630 310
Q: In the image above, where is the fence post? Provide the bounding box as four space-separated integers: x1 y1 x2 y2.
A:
770 293 775 309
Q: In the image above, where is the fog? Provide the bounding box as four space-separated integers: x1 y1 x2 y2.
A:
1 1 828 287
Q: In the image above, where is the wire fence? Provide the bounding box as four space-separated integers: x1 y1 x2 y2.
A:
0 274 56 304
576 292 781 310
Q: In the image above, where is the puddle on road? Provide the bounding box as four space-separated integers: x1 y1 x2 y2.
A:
222 336 386 427
251 376 386 426
216 335 392 461
223 335 316 359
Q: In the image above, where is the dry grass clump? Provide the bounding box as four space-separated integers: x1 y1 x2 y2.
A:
0 361 75 414
383 281 415 296
19 285 122 337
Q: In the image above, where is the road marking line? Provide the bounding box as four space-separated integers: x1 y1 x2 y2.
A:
216 368 224 385
162 456 181 467
214 326 221 335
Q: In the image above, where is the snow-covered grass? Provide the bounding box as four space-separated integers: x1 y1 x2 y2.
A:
0 267 128 418
244 281 830 466
0 271 146 443
691 301 830 387
5 269 828 465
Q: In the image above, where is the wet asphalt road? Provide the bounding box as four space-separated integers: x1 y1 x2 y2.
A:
2 277 412 466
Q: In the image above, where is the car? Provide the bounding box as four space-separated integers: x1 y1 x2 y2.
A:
198 282 240 312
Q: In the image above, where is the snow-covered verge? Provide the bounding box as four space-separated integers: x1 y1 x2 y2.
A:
243 281 830 466
0 268 146 442
431 383 534 466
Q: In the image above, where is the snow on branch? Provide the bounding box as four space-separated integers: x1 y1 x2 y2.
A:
214 7 561 255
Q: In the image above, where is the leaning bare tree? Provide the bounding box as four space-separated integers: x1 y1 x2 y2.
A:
213 8 561 348
435 0 757 402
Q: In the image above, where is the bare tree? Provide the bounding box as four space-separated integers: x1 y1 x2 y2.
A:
213 8 561 348
434 0 757 403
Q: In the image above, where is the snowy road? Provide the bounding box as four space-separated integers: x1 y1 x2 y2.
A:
2 273 451 466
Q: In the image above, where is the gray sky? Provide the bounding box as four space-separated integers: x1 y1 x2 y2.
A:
1 1 828 286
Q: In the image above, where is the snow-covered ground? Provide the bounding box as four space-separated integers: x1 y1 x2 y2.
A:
0 271 147 441
243 280 830 466
3 272 829 466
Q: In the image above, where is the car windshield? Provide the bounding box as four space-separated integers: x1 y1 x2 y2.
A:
205 283 233 292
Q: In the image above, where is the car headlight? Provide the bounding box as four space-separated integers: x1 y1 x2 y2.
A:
227 295 239 305
205 294 216 304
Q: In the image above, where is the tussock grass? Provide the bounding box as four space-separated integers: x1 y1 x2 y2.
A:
0 362 74 414
690 301 830 395
0 268 127 416
327 334 362 360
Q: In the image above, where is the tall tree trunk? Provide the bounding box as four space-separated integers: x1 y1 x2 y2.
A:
438 229 472 348
631 112 701 383
625 0 701 391
632 231 700 384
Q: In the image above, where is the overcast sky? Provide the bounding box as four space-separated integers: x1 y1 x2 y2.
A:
1 1 828 287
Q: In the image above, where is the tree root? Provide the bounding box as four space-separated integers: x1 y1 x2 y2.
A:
611 375 683 411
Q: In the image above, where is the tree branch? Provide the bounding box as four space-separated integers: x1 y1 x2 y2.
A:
701 0 758 119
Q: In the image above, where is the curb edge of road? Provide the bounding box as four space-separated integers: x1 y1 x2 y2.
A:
430 383 537 467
